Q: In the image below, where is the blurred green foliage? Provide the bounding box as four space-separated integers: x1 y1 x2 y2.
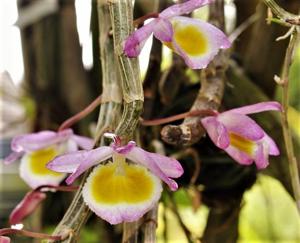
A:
239 175 300 242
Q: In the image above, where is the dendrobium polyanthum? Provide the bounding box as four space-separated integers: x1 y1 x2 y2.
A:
47 133 183 225
124 0 231 69
201 102 282 169
3 129 93 189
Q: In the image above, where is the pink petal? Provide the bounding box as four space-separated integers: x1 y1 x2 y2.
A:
159 0 214 18
11 129 73 153
143 152 183 178
201 116 230 149
3 151 24 165
47 150 89 173
0 236 11 243
63 147 113 184
254 143 269 169
217 112 264 141
9 191 46 225
170 17 231 69
263 134 280 156
71 135 94 150
225 145 254 166
112 141 136 154
127 147 179 191
228 101 282 115
123 21 156 57
153 18 173 42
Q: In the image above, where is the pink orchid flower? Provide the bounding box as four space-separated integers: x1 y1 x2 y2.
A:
201 102 282 169
124 0 231 69
0 236 10 243
9 191 46 225
3 129 94 189
47 134 183 225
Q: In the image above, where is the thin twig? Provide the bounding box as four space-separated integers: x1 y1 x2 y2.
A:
140 109 217 126
58 95 102 132
277 31 300 213
229 13 259 43
133 12 159 27
0 228 67 241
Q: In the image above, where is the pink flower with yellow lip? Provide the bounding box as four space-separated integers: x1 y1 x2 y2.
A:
3 129 94 189
47 134 183 225
201 102 282 169
124 0 231 69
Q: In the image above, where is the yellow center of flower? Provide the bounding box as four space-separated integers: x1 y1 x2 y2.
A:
229 133 255 156
172 23 208 56
90 155 155 204
28 147 62 176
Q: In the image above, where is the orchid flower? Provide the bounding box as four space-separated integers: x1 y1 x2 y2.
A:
3 129 94 189
0 236 10 243
47 133 183 225
201 102 282 169
124 0 231 69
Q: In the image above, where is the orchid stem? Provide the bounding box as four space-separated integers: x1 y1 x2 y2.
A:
0 228 66 241
108 1 144 242
141 109 217 126
279 31 300 213
47 1 122 242
133 12 159 27
36 185 79 192
58 95 102 132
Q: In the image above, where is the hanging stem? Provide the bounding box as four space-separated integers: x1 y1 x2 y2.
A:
133 12 159 27
58 95 102 132
278 31 300 213
141 109 217 126
0 228 66 241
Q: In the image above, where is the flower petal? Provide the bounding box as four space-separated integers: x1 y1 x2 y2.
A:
201 116 230 149
3 151 24 165
123 21 156 57
9 191 46 225
19 148 66 189
153 18 173 42
224 145 254 166
144 152 183 178
71 135 94 150
263 134 280 156
169 16 231 69
82 163 162 224
63 147 113 184
254 143 269 169
217 112 264 141
11 129 73 153
228 101 282 115
112 141 136 154
159 0 214 18
127 147 179 191
0 236 11 243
